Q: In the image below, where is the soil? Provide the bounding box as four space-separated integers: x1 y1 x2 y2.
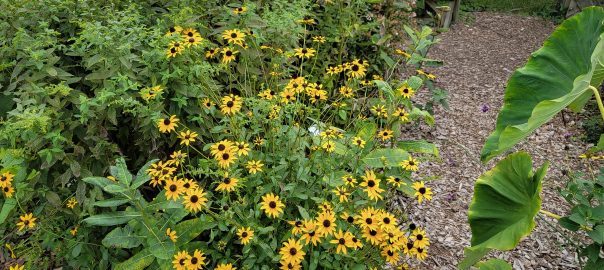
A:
404 12 594 269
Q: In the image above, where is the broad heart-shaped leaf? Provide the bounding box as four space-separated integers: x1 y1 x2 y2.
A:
481 7 604 162
469 152 549 250
477 259 512 270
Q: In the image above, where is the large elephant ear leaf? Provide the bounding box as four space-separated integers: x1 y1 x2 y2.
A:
469 152 549 250
481 7 604 162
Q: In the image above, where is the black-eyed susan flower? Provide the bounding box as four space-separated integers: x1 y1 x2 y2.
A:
319 201 333 213
166 46 182 58
216 263 237 270
186 249 206 269
332 186 350 202
279 238 305 266
412 181 433 203
164 177 185 201
381 246 401 264
211 140 234 157
322 140 335 153
0 171 13 187
393 107 410 122
178 130 198 146
66 197 77 209
316 211 336 237
378 129 394 141
362 227 383 246
182 28 199 38
346 60 367 78
330 230 354 254
246 160 264 174
339 86 354 98
205 48 219 59
351 236 363 249
169 150 188 166
308 88 327 104
237 227 254 245
351 136 366 148
217 151 237 169
378 211 397 231
172 250 190 270
9 264 24 270
398 83 415 99
300 219 321 246
146 160 176 178
340 212 355 224
183 34 203 47
288 220 304 235
360 170 384 201
201 97 215 109
16 213 36 231
166 26 183 36
355 207 379 231
258 89 276 100
326 66 341 76
220 94 243 115
183 188 207 212
221 47 239 64
260 193 285 218
3 185 15 198
400 156 419 171
371 105 388 118
181 178 198 192
386 176 404 188
280 262 301 270
414 247 428 260
216 173 239 192
234 141 250 156
342 175 357 187
280 88 296 104
158 115 179 133
70 226 78 236
222 29 246 46
233 6 247 14
293 47 316 59
166 228 178 242
312 36 326 43
411 228 430 248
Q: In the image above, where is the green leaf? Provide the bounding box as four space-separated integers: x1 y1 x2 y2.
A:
82 177 115 189
458 247 491 270
476 259 513 270
45 191 62 207
83 211 141 226
147 232 175 260
131 159 158 190
93 198 130 207
481 7 604 161
357 122 377 141
114 248 154 270
174 215 216 244
0 198 16 224
588 225 604 244
398 140 439 157
469 152 548 250
111 158 133 186
102 226 143 248
374 80 396 102
362 148 409 168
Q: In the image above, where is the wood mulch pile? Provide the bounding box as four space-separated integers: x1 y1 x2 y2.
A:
401 12 593 269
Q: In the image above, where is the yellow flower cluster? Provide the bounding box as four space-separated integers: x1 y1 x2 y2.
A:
0 171 15 198
166 27 204 58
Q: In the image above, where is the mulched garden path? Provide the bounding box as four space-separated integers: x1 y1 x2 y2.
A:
406 12 591 269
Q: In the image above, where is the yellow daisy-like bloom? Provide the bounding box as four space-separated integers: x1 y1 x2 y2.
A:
360 170 384 201
183 188 208 212
370 105 388 118
330 230 354 254
339 86 354 98
312 36 326 43
222 29 246 46
149 175 163 187
166 46 182 58
234 141 250 156
392 107 410 122
246 160 264 174
233 6 247 14
221 47 239 64
411 228 430 248
216 151 237 169
237 227 254 245
315 211 336 237
412 181 433 203
350 235 363 249
280 262 301 270
254 137 265 146
319 201 333 213
340 212 355 224
66 197 77 209
260 193 285 218
220 94 243 115
169 150 188 166
332 186 350 203
346 60 367 78
172 250 191 270
280 88 296 104
16 213 37 231
279 238 305 266
378 129 394 141
70 226 78 236
351 136 366 148
400 156 419 171
362 227 383 246
216 263 237 270
307 88 327 104
322 140 335 153
186 249 206 269
216 173 239 192
3 185 14 198
288 220 304 235
300 219 321 246
355 207 379 231
147 160 177 178
414 246 429 260
201 97 215 109
326 66 341 76
178 130 198 146
181 178 198 191
381 245 401 264
0 171 14 187
398 263 410 270
293 47 316 59
258 89 276 100
210 140 234 157
378 211 398 231
158 115 179 133
164 177 185 201
182 28 200 38
342 175 357 187
183 34 203 47
166 228 178 242
398 83 415 99
386 176 405 188
165 26 183 36
205 48 220 59
9 264 24 270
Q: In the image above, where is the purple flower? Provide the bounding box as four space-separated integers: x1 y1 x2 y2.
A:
481 104 489 113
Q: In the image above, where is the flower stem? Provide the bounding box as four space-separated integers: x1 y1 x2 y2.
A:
539 209 561 219
588 85 604 122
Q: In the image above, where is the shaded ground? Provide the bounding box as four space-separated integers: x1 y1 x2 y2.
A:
406 12 589 269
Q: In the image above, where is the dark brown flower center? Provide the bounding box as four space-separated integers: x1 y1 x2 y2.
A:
419 187 426 194
218 144 226 151
187 32 193 37
226 101 234 107
226 51 233 56
352 65 359 71
190 195 199 203
289 247 297 255
409 161 415 166
383 217 390 224
169 27 176 32
242 231 248 238
417 234 423 240
407 242 414 249
323 220 331 228
191 257 198 264
169 185 177 192
189 38 195 43
309 231 315 237
295 221 302 227
347 216 354 223
222 153 230 160
302 49 307 54
179 259 186 265
231 33 237 38
223 178 231 184
163 119 171 125
369 230 377 236
367 180 375 188
387 250 394 256
365 218 372 225
269 201 277 208
338 238 345 245
183 182 190 189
